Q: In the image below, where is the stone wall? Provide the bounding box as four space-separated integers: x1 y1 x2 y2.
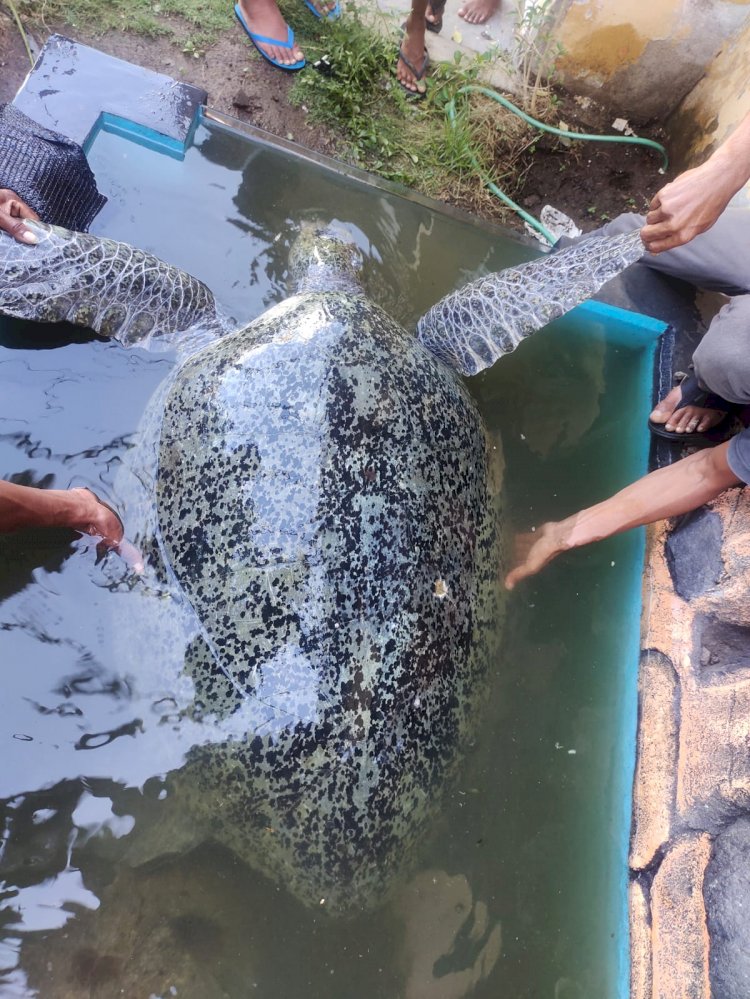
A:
632 491 750 998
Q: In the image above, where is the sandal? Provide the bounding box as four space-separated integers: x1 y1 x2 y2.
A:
426 0 446 32
396 45 430 97
234 3 306 72
647 373 742 445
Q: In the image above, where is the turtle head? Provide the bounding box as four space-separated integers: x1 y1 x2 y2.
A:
288 221 365 295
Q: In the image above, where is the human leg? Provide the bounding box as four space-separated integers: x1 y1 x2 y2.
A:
648 304 750 443
648 296 750 440
577 212 750 437
425 0 447 32
692 295 750 405
398 0 430 95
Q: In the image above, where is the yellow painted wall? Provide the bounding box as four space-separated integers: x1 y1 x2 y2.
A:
550 0 750 124
557 0 681 80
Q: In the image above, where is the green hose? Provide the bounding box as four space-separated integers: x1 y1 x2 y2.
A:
447 84 670 245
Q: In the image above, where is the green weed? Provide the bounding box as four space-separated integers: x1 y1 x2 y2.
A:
284 3 539 218
14 0 232 51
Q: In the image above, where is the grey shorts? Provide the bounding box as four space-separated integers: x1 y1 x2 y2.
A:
599 210 750 480
728 429 750 484
599 207 750 299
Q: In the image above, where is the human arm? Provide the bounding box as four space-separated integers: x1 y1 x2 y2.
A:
504 441 741 589
641 111 750 254
0 189 39 244
0 481 121 539
0 481 143 570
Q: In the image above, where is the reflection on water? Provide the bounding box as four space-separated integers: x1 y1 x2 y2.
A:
0 119 652 998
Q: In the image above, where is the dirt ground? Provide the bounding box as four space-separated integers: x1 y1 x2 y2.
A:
0 9 669 234
517 92 667 230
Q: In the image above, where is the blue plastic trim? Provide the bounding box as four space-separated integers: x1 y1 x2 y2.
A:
575 299 669 344
614 336 658 999
84 112 193 161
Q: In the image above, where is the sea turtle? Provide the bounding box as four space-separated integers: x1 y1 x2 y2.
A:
0 219 644 913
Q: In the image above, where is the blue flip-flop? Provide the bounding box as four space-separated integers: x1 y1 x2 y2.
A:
302 0 341 20
234 3 306 71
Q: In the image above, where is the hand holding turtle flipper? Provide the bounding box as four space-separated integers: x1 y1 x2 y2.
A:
0 188 39 244
641 164 733 253
641 110 750 254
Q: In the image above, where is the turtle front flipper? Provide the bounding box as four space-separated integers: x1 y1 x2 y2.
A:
0 221 226 349
416 228 645 375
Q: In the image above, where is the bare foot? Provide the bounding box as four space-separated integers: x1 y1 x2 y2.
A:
304 0 339 16
236 0 304 66
397 15 428 94
649 383 726 436
457 0 500 25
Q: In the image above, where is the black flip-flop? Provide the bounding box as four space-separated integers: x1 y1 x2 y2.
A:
648 373 741 445
396 46 430 97
400 0 445 35
426 0 446 32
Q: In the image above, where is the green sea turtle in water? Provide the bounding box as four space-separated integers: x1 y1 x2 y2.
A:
0 220 643 913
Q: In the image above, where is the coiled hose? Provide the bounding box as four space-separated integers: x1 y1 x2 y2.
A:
446 84 670 245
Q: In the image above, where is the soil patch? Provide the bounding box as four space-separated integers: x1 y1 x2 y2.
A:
517 92 667 234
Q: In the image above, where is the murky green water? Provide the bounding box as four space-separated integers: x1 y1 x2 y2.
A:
0 118 655 998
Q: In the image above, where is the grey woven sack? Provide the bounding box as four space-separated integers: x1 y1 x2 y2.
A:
0 102 106 231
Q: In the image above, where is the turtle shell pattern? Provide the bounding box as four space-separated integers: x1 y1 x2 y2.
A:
156 287 504 912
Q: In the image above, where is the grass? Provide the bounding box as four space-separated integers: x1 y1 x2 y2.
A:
13 0 233 52
281 0 551 218
7 0 559 221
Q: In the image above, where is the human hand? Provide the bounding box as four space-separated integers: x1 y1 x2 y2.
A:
73 488 144 573
504 522 570 590
0 189 40 244
640 161 734 254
